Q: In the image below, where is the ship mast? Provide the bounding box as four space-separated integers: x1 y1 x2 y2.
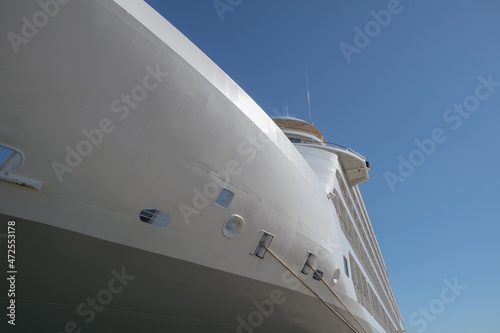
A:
305 65 312 125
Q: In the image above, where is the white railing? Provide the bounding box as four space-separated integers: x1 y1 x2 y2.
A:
296 140 366 160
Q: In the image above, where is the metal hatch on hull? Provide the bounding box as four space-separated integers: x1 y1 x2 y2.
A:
272 117 370 186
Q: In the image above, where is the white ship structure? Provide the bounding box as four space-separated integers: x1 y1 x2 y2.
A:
0 0 406 332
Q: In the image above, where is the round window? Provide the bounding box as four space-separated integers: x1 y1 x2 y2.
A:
222 215 245 239
332 267 341 284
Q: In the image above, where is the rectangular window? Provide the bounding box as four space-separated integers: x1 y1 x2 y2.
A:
139 208 170 227
0 146 12 161
215 188 234 208
0 145 22 174
344 256 349 277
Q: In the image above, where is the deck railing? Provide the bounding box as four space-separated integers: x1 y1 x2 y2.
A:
296 140 366 160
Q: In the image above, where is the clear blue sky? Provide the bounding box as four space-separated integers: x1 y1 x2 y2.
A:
148 1 498 332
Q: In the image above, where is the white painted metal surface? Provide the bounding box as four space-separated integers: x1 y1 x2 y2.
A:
0 0 404 332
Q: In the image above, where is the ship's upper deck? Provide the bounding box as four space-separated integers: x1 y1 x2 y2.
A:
272 117 370 186
272 116 326 143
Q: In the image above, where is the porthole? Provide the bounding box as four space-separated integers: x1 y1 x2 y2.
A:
313 270 324 281
222 214 244 239
332 267 341 284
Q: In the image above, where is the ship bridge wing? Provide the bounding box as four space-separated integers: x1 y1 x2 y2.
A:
270 117 370 186
297 142 370 186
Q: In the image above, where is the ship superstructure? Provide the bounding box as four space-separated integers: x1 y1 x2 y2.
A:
273 117 405 332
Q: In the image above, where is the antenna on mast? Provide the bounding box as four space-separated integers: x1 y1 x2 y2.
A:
305 65 312 124
285 100 289 117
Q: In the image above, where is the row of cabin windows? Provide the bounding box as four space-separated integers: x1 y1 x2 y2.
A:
350 254 396 333
333 179 400 327
140 188 235 227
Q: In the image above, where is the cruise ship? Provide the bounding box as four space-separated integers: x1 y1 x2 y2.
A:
0 0 406 332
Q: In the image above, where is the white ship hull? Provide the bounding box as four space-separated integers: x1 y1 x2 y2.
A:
0 1 404 332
